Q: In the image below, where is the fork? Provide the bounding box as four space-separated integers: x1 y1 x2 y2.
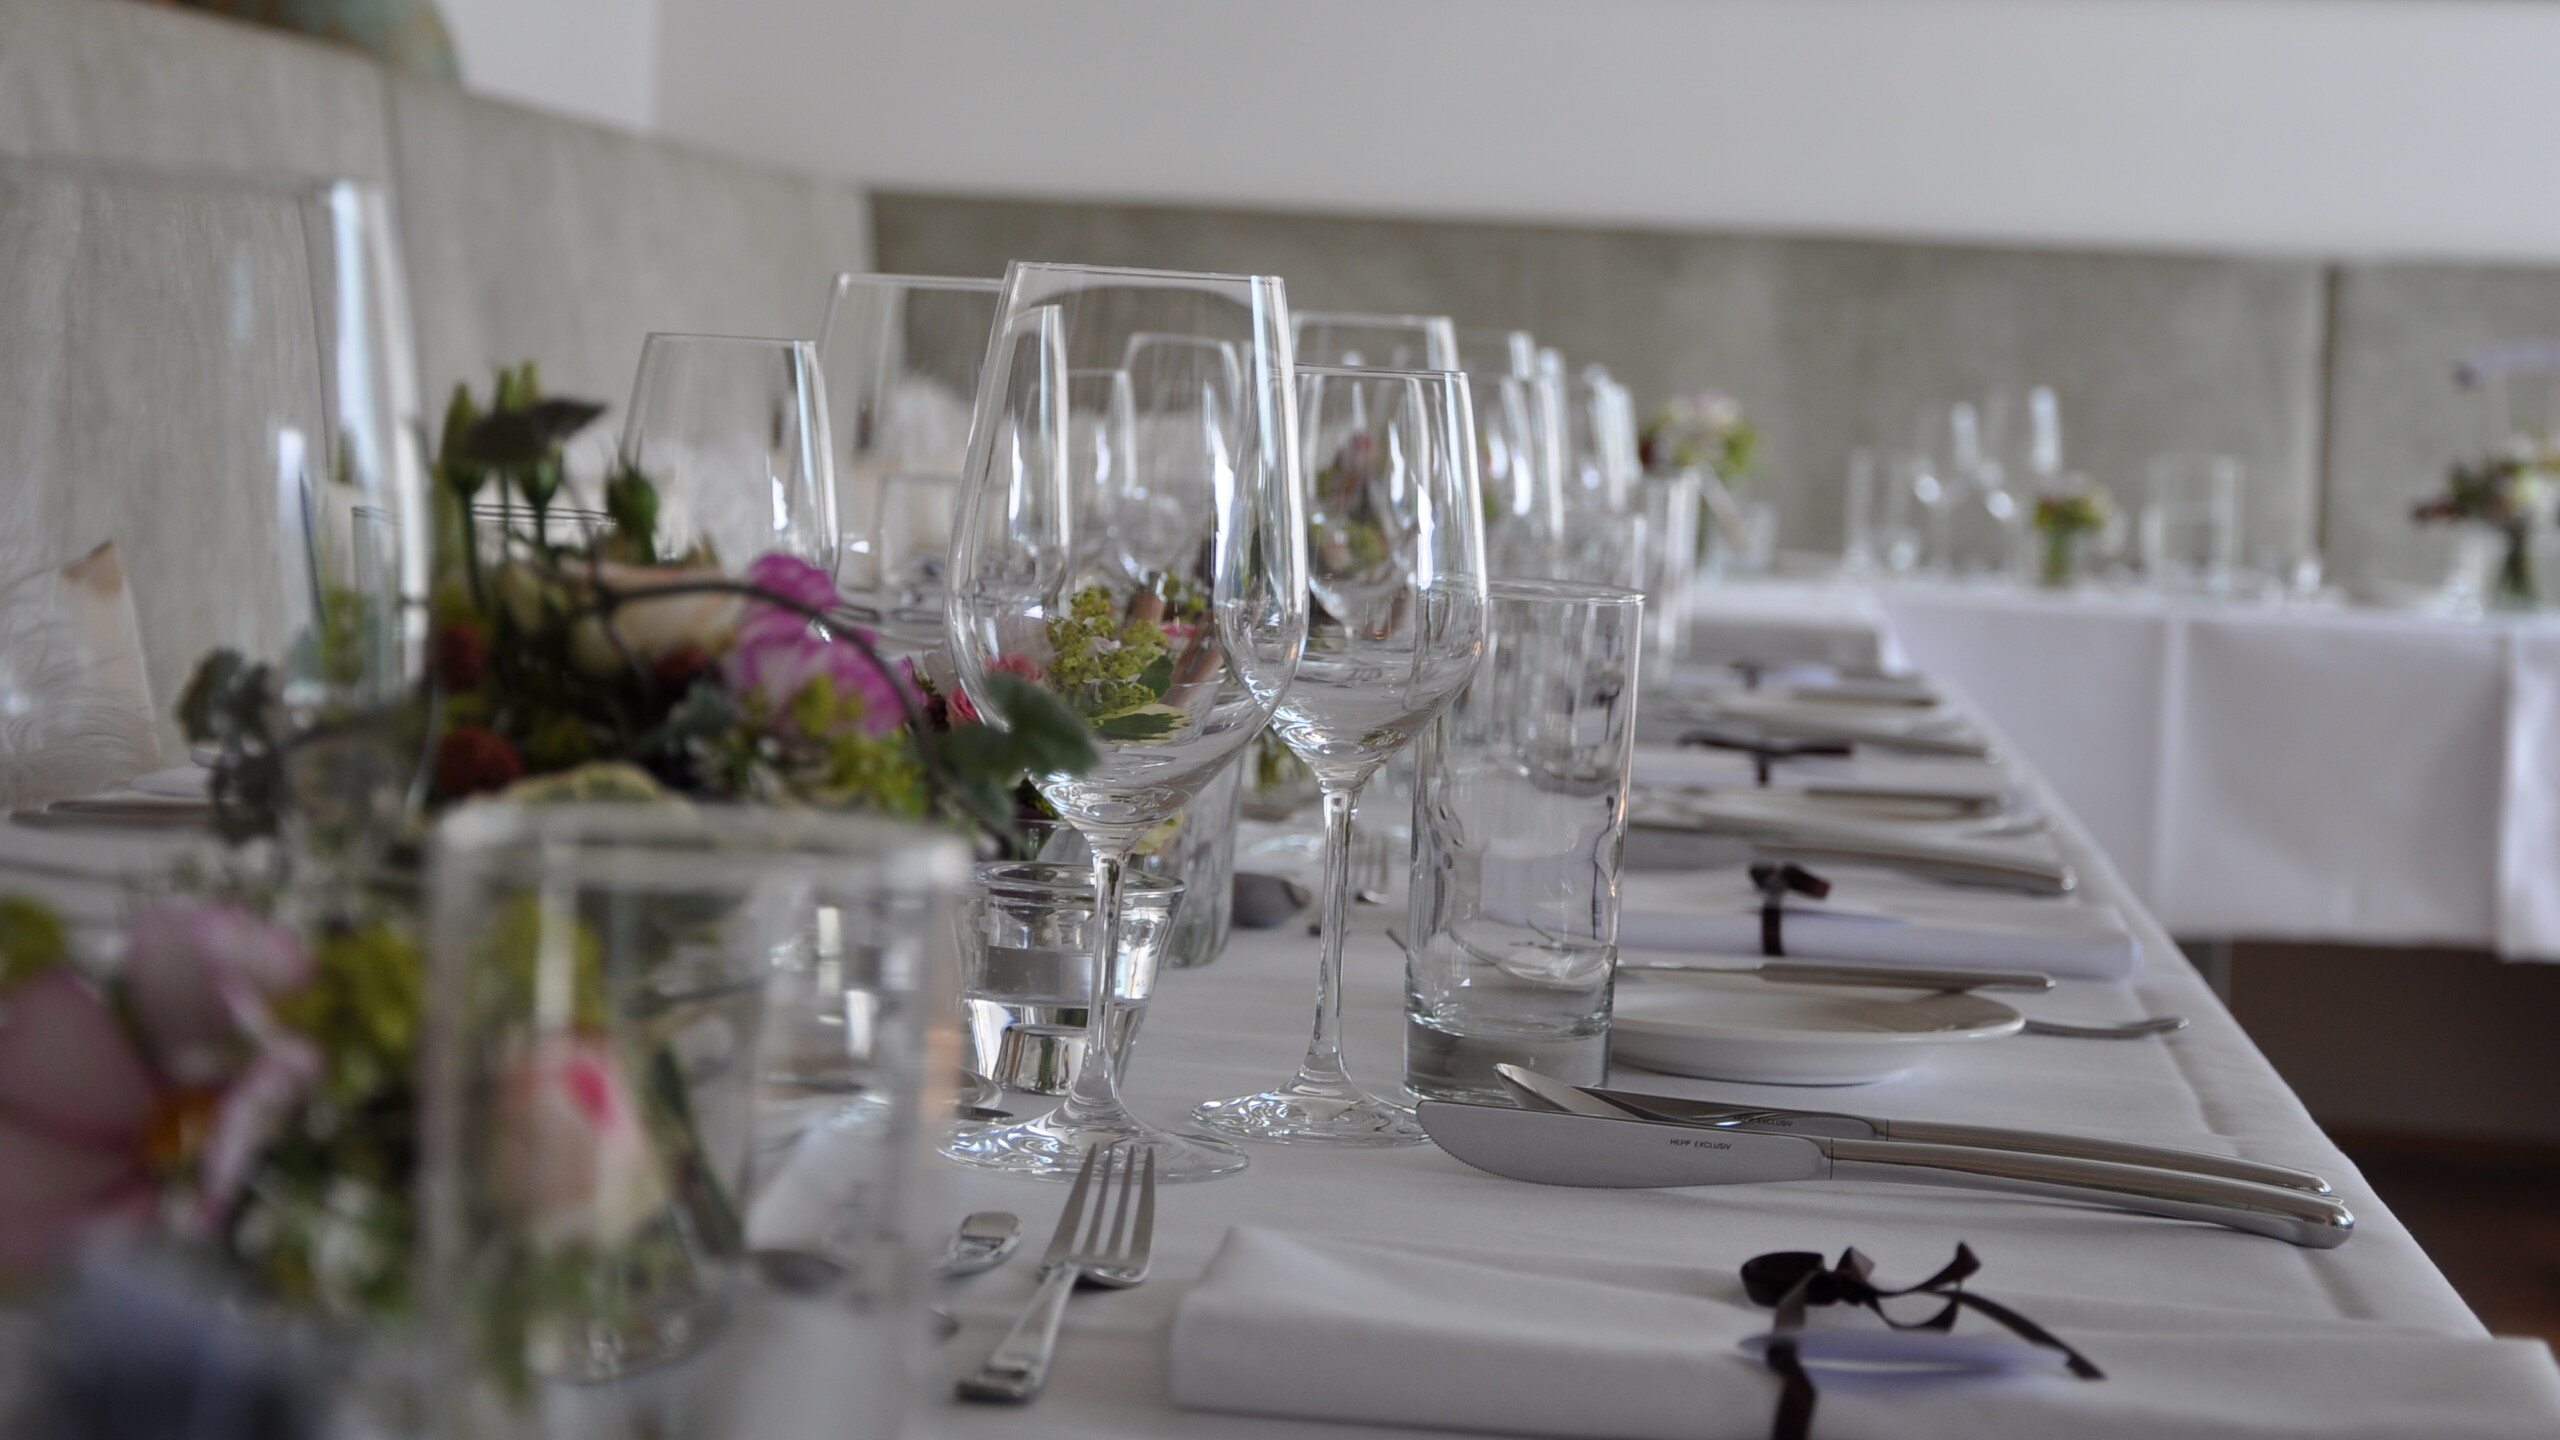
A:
954 1143 1156 1403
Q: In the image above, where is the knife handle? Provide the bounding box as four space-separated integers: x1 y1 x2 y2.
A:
1767 963 2056 993
1878 1120 2331 1195
1822 1138 2354 1248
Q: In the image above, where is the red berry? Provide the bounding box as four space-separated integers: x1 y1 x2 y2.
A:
436 725 522 799
434 621 488 690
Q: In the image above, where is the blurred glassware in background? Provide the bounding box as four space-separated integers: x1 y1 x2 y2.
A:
1458 331 1566 579
2142 453 2243 594
424 802 963 1440
1841 447 1879 574
814 273 1001 650
1295 311 1460 371
1634 472 1702 676
1405 580 1639 1105
956 861 1181 1098
1944 398 2027 579
1561 366 1641 514
621 332 837 576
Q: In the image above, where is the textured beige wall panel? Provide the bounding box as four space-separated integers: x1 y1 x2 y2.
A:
872 192 2324 567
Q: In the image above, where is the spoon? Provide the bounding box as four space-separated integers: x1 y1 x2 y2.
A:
935 1211 1022 1277
2021 1015 2189 1039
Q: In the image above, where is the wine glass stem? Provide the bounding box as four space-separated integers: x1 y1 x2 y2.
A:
1294 782 1364 1089
1058 839 1136 1126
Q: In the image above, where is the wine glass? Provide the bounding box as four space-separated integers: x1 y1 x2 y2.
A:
1295 311 1460 371
814 273 1000 646
942 262 1308 1182
1193 364 1488 1145
620 333 836 574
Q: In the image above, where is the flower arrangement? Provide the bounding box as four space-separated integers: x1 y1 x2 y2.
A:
2031 486 2111 588
184 363 1094 845
2415 441 2559 606
1639 390 1760 483
43 361 1104 1325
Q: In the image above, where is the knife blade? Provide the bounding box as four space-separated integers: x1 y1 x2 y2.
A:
1418 1099 2354 1248
1494 1065 2332 1195
1614 955 2057 993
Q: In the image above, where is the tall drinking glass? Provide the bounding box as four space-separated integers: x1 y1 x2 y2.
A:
621 333 837 575
2142 453 2243 594
942 262 1308 1182
1406 581 1641 1103
422 803 966 1440
1561 366 1639 514
1294 311 1460 372
1193 365 1488 1145
815 273 1001 645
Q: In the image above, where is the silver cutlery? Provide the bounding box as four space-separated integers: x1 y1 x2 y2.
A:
936 1211 1023 1277
2022 1014 2190 1039
955 1143 1157 1403
1495 1064 2326 1194
1617 955 2055 992
1418 1097 2354 1248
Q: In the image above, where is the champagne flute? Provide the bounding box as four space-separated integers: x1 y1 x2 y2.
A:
942 262 1308 1182
1193 364 1488 1145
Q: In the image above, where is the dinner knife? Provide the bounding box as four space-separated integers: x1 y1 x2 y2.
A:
1494 1064 2330 1195
1747 836 2075 896
1614 956 2057 993
1417 1099 2354 1248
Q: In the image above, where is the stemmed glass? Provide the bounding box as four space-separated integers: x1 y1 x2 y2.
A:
1193 364 1488 1145
814 273 1001 645
1295 311 1460 372
621 333 837 573
942 262 1308 1182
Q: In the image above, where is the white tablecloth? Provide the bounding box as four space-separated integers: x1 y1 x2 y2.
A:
931 728 2545 1438
1688 579 2560 958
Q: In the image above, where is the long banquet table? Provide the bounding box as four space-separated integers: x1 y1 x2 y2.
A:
928 693 2546 1438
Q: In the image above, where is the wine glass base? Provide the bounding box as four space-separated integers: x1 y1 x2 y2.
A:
1191 1084 1430 1147
939 1108 1250 1183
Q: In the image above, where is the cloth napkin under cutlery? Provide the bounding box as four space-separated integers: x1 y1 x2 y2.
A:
1167 1227 2560 1440
1615 871 2139 981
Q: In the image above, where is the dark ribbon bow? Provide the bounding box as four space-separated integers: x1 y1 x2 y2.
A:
1679 726 1855 787
1742 1245 2103 1440
1748 861 1830 957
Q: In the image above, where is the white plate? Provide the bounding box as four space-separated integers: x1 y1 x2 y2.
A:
1610 972 2022 1085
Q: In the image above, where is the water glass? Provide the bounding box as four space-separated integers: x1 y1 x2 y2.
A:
423 803 965 1440
1406 580 1642 1103
2142 454 2242 593
956 863 1181 1097
1294 311 1460 371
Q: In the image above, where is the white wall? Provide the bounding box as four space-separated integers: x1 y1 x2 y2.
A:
626 0 2560 264
440 0 661 133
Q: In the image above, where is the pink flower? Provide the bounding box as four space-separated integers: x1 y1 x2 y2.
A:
724 622 915 739
124 904 311 1089
487 1035 667 1250
946 654 1045 726
742 553 840 617
0 904 323 1278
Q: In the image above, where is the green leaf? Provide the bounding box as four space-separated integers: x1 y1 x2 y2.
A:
177 648 247 741
1094 706 1186 743
453 398 607 469
1138 650 1175 699
984 674 1099 773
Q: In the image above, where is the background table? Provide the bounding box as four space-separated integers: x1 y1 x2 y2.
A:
931 736 2500 1439
1689 579 2560 958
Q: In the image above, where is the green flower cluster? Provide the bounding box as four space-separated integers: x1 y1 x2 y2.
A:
1047 585 1173 722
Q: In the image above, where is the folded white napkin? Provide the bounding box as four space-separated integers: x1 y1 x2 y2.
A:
1630 745 2012 804
1615 872 2139 981
1167 1228 2560 1440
